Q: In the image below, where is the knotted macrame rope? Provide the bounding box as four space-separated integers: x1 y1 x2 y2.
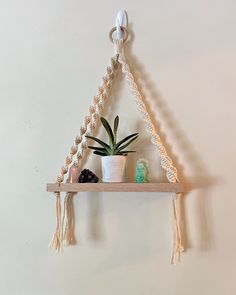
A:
113 38 184 263
50 56 120 251
50 28 184 263
56 56 119 184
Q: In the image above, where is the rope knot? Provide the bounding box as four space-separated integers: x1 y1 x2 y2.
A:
114 39 124 57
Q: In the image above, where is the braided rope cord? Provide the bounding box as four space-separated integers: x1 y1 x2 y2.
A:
114 39 183 263
56 56 119 184
50 56 120 251
75 56 120 167
115 40 178 183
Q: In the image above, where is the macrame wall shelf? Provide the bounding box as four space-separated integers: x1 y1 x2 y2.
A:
47 11 186 264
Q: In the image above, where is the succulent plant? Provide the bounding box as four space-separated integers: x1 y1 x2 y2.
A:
85 116 138 156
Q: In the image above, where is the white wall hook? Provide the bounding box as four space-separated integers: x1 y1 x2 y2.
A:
115 10 128 40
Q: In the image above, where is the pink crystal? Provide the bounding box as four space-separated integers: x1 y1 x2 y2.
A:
68 164 80 183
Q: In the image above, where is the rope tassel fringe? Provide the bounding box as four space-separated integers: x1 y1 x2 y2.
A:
49 192 63 252
171 193 184 264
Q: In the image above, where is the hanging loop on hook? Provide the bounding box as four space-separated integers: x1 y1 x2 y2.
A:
109 26 129 43
109 10 129 43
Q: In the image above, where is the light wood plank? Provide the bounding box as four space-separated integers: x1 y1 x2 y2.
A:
47 183 186 193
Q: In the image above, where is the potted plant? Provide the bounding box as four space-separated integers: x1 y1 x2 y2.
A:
85 116 138 182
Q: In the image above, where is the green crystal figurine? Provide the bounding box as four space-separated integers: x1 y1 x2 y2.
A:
135 159 149 183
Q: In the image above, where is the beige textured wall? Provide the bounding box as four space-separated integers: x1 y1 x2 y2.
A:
1 1 236 294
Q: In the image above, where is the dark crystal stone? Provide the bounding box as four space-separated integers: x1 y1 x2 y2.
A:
78 169 99 183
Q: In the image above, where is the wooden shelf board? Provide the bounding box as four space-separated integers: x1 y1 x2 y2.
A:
47 183 185 193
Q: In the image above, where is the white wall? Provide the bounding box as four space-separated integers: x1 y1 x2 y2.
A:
1 0 236 294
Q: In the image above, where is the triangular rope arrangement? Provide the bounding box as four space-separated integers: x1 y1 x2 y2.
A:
49 26 184 264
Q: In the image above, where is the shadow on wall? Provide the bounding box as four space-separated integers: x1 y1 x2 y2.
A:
77 24 218 255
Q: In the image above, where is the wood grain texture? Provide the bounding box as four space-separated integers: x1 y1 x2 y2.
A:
47 183 186 193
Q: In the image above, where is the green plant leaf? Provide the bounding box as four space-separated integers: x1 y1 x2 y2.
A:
115 133 138 150
93 151 108 156
116 135 138 153
113 115 119 144
117 151 135 156
88 146 107 153
85 135 111 153
118 150 136 153
100 117 114 147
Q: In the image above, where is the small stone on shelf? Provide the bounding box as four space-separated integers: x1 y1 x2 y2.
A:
78 169 99 183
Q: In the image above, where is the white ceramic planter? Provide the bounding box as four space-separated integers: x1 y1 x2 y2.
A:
101 155 127 182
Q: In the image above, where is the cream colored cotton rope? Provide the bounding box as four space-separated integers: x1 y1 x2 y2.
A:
56 56 119 185
171 193 184 264
63 193 75 246
50 26 184 263
114 40 178 183
50 56 120 251
49 192 62 252
113 38 184 263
